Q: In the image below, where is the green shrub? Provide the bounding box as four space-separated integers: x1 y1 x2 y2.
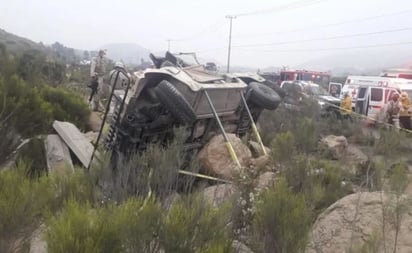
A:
46 200 122 253
47 167 96 211
283 155 350 214
16 137 48 178
159 195 232 253
270 131 296 166
294 117 318 153
113 198 162 253
252 177 311 253
41 85 90 131
0 166 53 252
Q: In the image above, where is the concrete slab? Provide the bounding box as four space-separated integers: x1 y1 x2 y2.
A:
53 121 99 168
44 134 73 172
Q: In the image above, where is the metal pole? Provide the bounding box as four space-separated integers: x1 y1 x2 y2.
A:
240 92 267 155
226 15 236 73
87 68 129 171
204 90 241 168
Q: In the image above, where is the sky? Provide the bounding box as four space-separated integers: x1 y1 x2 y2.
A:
1 0 412 68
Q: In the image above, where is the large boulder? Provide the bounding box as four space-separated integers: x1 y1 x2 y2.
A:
198 134 252 180
306 192 412 253
201 184 236 208
321 135 348 159
44 134 73 172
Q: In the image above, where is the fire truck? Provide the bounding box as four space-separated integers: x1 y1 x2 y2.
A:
380 68 412 80
278 69 331 86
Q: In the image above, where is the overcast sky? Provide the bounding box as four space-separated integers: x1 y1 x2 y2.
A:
1 0 412 68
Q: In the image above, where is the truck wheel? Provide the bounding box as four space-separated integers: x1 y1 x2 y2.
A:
153 80 196 124
248 82 281 110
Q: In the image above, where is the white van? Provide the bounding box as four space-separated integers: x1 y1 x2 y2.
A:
342 76 412 110
353 79 412 122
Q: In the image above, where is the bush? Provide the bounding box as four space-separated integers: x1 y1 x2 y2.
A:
294 117 318 153
46 200 122 253
252 177 311 253
113 198 163 253
283 155 350 214
160 195 232 253
0 166 53 252
270 131 296 166
41 85 90 131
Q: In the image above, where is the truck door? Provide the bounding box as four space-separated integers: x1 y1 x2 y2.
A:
367 87 384 118
355 86 369 115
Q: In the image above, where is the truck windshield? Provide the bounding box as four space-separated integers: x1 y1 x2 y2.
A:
308 85 330 96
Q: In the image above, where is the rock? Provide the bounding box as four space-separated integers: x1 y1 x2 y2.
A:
232 240 254 253
256 172 277 192
44 134 73 172
250 154 272 172
198 134 252 180
248 141 271 158
53 121 99 168
84 131 99 144
345 144 368 165
89 111 102 132
201 184 236 207
29 224 47 253
321 135 348 159
306 192 412 253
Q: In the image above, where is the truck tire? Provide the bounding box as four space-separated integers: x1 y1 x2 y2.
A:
153 80 197 124
248 82 281 110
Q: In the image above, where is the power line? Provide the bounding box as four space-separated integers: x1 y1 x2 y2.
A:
168 20 226 43
234 0 330 17
234 8 412 38
196 27 412 53
233 27 412 48
238 41 412 53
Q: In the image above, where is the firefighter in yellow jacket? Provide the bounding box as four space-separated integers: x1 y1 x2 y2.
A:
340 92 352 120
399 92 411 130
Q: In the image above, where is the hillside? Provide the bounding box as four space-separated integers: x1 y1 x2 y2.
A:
0 28 44 53
101 43 151 64
297 48 412 76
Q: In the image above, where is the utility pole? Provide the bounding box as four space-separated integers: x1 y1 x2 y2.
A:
226 15 236 73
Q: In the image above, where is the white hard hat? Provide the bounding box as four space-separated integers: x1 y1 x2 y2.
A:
114 61 125 68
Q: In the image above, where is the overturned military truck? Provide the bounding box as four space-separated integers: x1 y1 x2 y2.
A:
104 52 281 165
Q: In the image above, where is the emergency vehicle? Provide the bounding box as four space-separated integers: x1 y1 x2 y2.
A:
380 68 412 80
344 76 412 122
342 76 412 108
279 69 331 86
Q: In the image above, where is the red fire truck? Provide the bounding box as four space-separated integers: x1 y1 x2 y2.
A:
279 69 331 86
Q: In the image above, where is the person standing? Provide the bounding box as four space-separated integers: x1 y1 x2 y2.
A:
90 49 107 111
399 92 411 130
340 92 352 120
386 93 401 129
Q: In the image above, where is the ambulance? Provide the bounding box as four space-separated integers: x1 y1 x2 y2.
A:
343 76 412 122
342 76 412 108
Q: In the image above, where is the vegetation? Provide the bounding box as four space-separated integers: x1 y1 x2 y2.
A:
1 39 412 252
0 45 90 164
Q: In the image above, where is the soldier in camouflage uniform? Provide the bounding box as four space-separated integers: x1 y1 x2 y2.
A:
90 49 108 111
